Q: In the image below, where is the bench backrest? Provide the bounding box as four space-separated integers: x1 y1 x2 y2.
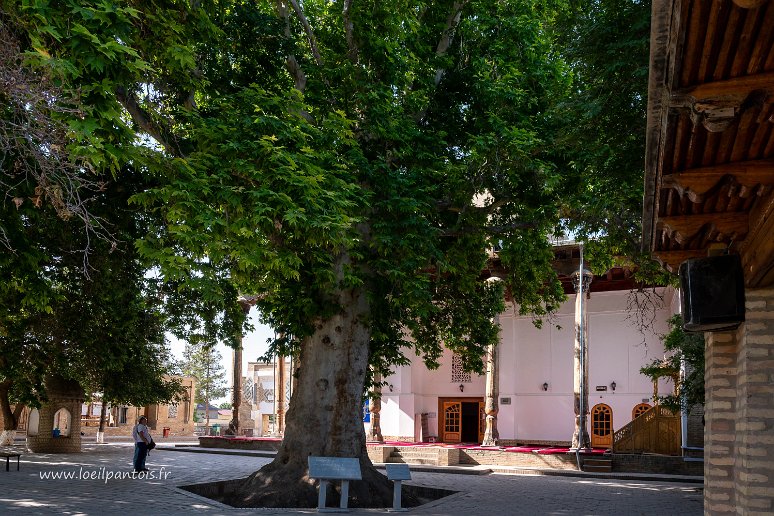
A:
308 456 362 480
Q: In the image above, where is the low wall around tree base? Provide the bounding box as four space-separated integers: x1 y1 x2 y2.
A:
198 436 282 451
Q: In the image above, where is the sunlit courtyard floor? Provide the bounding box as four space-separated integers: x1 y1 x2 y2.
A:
0 443 703 515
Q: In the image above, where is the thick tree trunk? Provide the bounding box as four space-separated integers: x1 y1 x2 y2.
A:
232 256 402 508
97 399 108 443
0 381 21 445
0 381 18 431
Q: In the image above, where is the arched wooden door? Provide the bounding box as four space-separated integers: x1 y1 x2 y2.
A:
591 403 613 448
442 402 461 443
632 403 652 419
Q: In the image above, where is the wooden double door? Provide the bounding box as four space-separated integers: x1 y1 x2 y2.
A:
440 398 485 443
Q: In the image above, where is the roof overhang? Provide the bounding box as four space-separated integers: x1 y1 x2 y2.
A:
642 0 774 287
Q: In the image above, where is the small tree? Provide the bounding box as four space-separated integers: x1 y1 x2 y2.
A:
640 314 705 412
180 342 228 430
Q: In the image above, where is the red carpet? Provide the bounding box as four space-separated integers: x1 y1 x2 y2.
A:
201 437 608 455
374 440 608 454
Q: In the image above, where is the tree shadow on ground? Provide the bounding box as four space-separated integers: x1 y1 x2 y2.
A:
180 476 456 509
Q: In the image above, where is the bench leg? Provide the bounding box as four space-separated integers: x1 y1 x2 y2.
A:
17 455 20 471
5 456 8 472
393 480 402 510
317 479 328 509
340 480 349 509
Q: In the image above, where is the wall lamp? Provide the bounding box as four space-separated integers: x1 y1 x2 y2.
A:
459 384 465 392
611 381 617 392
388 384 394 392
542 382 549 391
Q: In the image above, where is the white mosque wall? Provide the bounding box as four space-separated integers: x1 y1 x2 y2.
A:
379 287 677 443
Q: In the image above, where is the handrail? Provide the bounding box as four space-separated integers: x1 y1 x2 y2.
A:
613 405 680 455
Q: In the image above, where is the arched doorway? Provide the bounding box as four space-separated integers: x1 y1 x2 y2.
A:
632 403 652 419
591 403 613 448
53 408 72 436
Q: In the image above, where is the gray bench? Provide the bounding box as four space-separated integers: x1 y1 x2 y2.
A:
1 452 21 472
308 456 362 512
385 463 411 512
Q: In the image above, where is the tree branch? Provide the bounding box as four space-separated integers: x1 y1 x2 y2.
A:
342 0 358 64
437 197 512 214
275 1 308 94
287 0 324 67
414 1 468 123
115 86 183 157
442 221 535 237
434 1 468 86
285 55 308 92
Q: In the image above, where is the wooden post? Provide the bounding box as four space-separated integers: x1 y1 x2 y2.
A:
366 371 383 442
231 297 254 435
231 345 242 435
481 337 499 446
571 267 592 450
276 349 286 436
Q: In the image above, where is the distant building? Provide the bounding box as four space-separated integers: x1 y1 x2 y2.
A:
246 358 292 436
367 247 702 452
195 403 221 422
1 375 196 444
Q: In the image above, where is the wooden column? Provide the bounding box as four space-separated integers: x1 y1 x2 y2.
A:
481 323 500 446
230 297 254 435
230 345 242 435
366 372 383 442
571 269 592 450
276 352 286 436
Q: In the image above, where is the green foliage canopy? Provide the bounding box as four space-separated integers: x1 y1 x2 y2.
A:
2 0 673 391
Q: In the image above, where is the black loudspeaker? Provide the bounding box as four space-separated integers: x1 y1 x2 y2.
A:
680 254 745 332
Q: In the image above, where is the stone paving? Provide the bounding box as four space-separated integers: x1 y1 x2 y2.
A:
0 443 704 515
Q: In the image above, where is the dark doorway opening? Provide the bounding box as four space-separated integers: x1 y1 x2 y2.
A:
461 402 479 443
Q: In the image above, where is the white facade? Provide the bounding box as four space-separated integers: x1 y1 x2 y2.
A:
247 359 292 436
377 287 679 444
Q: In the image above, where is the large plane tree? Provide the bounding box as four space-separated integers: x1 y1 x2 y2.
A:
5 0 617 507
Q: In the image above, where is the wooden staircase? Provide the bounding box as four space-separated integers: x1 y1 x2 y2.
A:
582 457 613 473
613 405 681 455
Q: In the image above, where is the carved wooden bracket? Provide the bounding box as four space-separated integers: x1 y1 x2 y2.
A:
658 212 749 244
662 159 774 202
670 73 772 132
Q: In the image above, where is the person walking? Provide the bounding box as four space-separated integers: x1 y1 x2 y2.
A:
132 415 152 473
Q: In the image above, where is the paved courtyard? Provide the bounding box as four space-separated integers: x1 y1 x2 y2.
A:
0 443 703 515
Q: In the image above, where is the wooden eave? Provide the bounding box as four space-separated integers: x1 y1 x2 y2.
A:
484 247 641 296
642 0 774 287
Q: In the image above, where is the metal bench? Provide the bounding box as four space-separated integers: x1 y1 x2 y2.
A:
1 452 21 472
308 456 362 512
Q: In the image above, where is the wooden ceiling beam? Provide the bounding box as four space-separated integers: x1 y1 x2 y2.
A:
658 212 749 241
661 158 774 201
673 71 774 101
741 191 774 287
652 249 709 272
